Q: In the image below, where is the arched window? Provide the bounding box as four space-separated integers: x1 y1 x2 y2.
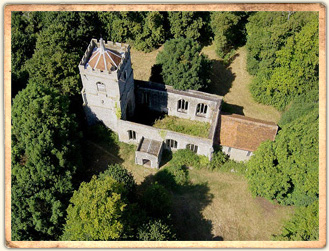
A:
196 103 208 116
166 139 178 149
177 99 188 112
186 144 198 153
128 130 136 140
96 82 106 92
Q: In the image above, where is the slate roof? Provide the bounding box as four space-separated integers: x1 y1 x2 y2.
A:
137 138 163 157
219 113 278 152
86 38 122 72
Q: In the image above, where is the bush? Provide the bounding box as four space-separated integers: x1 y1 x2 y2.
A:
98 164 136 197
208 149 229 171
140 182 172 219
272 200 319 241
155 165 189 190
137 219 176 241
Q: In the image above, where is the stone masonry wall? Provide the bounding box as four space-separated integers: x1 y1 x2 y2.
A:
222 146 253 162
117 120 214 159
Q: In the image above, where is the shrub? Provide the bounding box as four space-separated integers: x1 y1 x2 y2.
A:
137 219 176 241
98 164 136 197
140 182 172 219
155 165 189 190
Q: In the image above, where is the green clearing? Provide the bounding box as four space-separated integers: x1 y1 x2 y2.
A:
153 115 210 138
83 127 294 240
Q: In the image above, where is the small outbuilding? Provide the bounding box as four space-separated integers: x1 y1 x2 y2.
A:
219 113 278 162
135 137 164 169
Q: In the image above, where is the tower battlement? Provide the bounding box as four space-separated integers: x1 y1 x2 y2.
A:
79 38 131 78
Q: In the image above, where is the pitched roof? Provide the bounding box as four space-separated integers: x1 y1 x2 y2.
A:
86 38 122 72
219 113 278 152
137 138 163 157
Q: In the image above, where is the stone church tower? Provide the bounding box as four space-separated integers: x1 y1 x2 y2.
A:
79 38 135 131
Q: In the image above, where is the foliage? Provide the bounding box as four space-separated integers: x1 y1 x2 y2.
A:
246 12 319 110
99 11 166 52
156 37 211 90
153 115 210 138
61 176 127 240
11 82 81 240
140 182 172 219
279 90 319 127
11 12 44 97
246 108 319 206
273 200 319 241
25 12 101 96
155 165 189 190
208 148 229 171
137 219 176 241
98 164 136 196
210 12 241 58
167 12 211 44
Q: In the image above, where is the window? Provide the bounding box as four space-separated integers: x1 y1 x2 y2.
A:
128 130 136 140
142 92 149 105
196 103 208 116
186 144 198 153
247 151 252 157
177 99 188 112
166 139 178 149
96 82 106 92
228 147 232 153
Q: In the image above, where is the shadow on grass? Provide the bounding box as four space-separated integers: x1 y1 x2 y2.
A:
204 58 236 97
149 64 164 84
74 123 124 185
140 168 222 241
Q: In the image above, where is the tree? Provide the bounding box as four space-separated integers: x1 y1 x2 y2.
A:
167 12 211 44
210 12 242 58
25 12 101 96
11 81 81 240
246 108 319 206
138 219 176 241
99 11 165 52
156 38 211 90
273 200 319 241
246 11 319 110
61 175 128 241
98 164 136 197
140 183 172 219
11 11 44 97
134 12 166 52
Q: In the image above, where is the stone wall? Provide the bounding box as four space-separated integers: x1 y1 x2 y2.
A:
117 120 214 159
135 81 222 124
222 146 253 162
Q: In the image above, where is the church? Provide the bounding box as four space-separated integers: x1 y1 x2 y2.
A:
79 38 278 168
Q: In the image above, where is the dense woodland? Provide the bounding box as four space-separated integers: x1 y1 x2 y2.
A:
11 11 319 241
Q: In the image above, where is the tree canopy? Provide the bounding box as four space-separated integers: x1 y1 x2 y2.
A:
156 37 211 90
246 12 319 110
11 81 81 240
61 175 127 241
246 95 319 207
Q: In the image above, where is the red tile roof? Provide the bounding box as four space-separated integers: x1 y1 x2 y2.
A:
86 39 122 72
219 113 278 152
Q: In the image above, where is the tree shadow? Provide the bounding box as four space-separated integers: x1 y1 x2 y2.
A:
140 168 223 241
204 59 236 97
73 123 124 185
149 64 164 84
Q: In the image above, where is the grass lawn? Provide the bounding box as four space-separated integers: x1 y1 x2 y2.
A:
83 135 294 241
153 115 210 138
201 44 282 123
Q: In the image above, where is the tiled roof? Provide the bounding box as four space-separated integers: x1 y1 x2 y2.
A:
86 38 122 72
219 113 278 152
